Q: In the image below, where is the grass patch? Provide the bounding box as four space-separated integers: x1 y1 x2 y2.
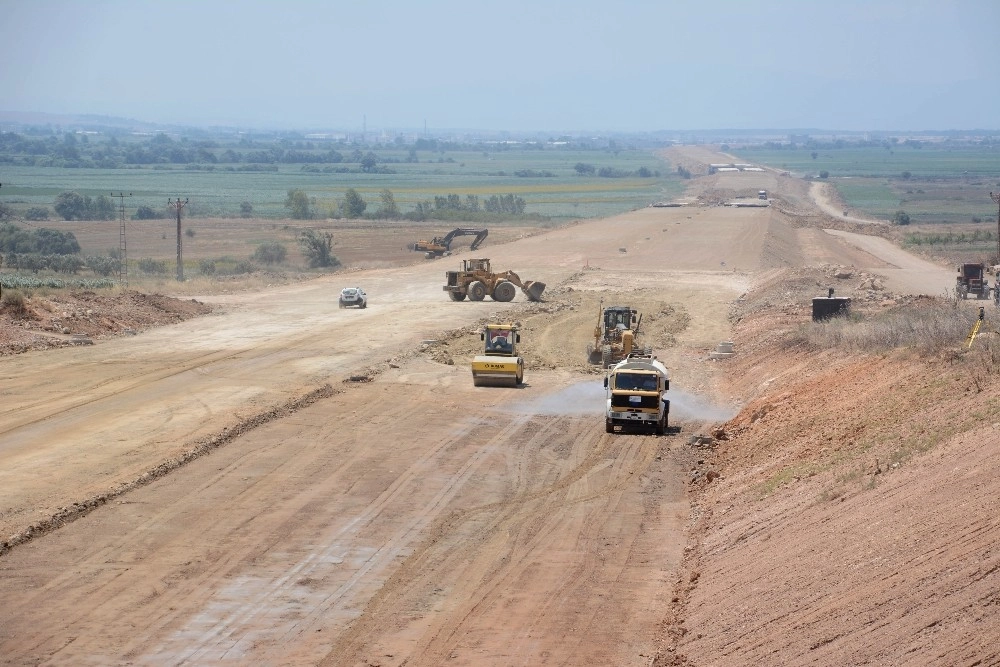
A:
791 298 977 354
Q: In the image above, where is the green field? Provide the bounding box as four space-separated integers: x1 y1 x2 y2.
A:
733 143 1000 225
1 147 682 222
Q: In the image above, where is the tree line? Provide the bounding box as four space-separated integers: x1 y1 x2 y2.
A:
283 188 529 222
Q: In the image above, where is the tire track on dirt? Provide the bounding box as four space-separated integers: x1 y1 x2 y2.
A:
324 410 668 665
140 392 538 664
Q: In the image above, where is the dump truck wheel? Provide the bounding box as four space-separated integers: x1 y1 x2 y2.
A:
492 280 516 302
468 281 487 301
472 374 483 387
448 291 466 302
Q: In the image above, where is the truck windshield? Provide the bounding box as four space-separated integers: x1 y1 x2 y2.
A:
614 372 657 391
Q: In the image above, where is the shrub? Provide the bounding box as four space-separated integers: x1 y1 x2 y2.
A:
252 241 287 264
199 259 216 275
1 289 29 316
25 207 50 221
133 205 162 220
86 255 119 277
137 257 168 274
233 260 256 274
185 227 195 238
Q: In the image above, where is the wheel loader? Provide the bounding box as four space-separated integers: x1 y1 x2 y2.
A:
443 258 545 302
587 302 651 367
471 323 524 387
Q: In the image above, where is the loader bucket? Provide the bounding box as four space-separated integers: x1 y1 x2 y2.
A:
522 280 546 301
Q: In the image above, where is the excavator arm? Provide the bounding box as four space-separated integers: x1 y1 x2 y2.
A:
411 228 489 258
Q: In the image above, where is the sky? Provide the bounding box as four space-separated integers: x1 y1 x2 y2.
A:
2 0 999 133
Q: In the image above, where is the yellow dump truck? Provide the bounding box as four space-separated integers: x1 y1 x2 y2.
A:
471 323 524 387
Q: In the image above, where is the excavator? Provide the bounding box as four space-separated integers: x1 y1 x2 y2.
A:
409 228 488 259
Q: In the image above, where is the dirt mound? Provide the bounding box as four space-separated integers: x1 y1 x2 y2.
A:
0 289 212 355
660 267 1000 666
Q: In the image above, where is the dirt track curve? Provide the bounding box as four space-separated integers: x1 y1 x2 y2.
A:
0 154 957 665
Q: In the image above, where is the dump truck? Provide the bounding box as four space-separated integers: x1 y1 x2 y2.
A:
956 263 992 300
604 352 670 435
471 323 524 387
409 228 488 259
587 302 651 367
443 258 545 302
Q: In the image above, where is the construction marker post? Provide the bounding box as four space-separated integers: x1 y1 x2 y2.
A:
967 307 986 349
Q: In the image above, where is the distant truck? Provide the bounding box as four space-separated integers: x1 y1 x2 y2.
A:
758 190 767 200
603 352 670 435
956 263 992 300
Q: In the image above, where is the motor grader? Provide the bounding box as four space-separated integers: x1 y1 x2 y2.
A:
471 323 524 387
443 258 545 302
587 302 651 367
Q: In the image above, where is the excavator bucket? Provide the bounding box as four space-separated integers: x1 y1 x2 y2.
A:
521 280 546 301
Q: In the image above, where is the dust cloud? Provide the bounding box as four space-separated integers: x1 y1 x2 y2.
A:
502 382 738 423
503 382 606 416
668 389 738 422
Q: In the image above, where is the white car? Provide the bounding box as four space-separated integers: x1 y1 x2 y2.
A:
339 287 367 309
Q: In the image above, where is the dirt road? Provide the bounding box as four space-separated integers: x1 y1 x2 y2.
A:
0 162 941 665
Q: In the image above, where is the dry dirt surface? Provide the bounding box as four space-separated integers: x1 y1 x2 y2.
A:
1 146 997 666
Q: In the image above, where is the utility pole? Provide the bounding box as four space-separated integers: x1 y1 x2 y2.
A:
168 197 188 281
992 192 1000 265
113 192 131 288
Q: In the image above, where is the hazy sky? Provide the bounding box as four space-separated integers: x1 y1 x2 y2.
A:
3 0 998 133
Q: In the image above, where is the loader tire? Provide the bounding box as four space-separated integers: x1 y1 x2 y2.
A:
606 420 614 434
448 291 467 302
468 281 487 301
492 280 516 302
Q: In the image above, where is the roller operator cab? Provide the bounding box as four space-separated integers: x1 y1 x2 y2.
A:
603 353 670 435
471 323 524 387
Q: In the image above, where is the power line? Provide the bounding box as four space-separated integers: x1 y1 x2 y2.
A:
168 198 188 282
112 192 132 288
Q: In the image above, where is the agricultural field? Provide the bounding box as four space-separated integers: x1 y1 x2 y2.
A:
1 132 686 291
0 143 682 221
733 142 1000 226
